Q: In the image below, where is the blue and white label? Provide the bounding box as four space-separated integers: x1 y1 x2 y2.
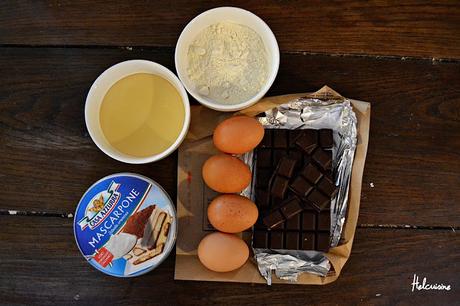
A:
77 181 122 231
73 173 176 277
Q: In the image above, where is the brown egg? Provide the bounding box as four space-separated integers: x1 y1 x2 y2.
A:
202 154 251 193
213 116 264 154
197 232 249 272
208 194 258 233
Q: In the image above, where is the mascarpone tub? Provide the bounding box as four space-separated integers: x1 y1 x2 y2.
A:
73 173 177 277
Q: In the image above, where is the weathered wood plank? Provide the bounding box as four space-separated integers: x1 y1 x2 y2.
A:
0 1 459 59
0 216 457 305
0 47 459 226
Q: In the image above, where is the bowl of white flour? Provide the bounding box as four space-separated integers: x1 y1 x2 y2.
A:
175 7 279 111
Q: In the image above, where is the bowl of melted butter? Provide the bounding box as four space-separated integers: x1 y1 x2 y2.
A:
85 60 190 164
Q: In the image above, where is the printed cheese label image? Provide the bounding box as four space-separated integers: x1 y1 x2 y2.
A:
74 174 176 277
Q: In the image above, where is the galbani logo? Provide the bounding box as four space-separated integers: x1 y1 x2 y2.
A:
78 181 121 230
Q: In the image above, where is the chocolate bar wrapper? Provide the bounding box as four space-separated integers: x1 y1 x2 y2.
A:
242 87 357 284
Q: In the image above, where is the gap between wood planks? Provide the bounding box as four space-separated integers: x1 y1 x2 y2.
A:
1 44 460 63
1 209 458 231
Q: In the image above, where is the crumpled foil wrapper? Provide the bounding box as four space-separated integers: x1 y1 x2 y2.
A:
244 96 357 285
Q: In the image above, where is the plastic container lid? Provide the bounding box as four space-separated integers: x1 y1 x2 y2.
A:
73 173 177 277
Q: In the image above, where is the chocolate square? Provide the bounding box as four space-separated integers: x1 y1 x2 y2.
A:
307 190 330 210
300 163 322 184
288 148 303 162
270 231 284 249
271 198 284 207
316 232 330 251
318 211 331 231
277 157 297 178
256 168 272 188
288 130 304 148
255 189 270 209
280 198 303 219
301 232 315 250
261 129 272 147
285 232 300 249
286 214 301 230
263 210 284 228
317 176 337 197
257 148 272 168
312 148 332 170
273 149 286 167
253 230 269 248
319 129 333 149
295 130 317 153
290 176 314 197
271 176 289 199
273 130 288 148
303 154 312 166
302 210 316 230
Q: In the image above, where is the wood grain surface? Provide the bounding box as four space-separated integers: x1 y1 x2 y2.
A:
1 47 459 227
1 1 459 305
0 1 459 59
0 215 457 305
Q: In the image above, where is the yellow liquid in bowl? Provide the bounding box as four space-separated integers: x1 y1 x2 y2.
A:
99 73 185 157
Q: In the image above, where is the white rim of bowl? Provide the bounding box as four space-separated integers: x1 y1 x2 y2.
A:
85 60 190 164
175 6 280 112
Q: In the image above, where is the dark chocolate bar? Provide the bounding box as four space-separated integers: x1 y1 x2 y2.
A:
253 128 337 252
263 197 303 228
253 207 331 251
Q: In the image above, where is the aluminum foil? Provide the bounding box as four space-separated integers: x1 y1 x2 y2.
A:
247 96 357 284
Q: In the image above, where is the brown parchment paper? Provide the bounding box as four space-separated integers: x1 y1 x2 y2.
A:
175 86 371 285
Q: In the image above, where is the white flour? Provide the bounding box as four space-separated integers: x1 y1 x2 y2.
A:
187 22 268 105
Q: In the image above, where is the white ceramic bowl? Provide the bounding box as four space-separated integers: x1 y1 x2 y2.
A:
175 7 280 112
85 60 190 164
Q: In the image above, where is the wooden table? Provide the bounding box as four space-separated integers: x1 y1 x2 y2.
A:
1 1 459 305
